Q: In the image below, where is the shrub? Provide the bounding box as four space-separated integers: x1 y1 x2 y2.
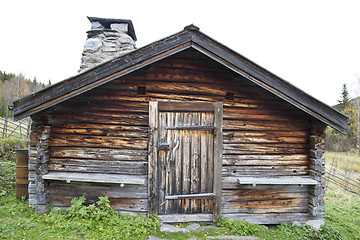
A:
0 137 28 195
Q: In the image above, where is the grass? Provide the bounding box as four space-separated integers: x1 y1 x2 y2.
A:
0 136 28 195
325 151 360 195
0 193 359 240
0 140 359 239
0 117 30 139
325 151 360 174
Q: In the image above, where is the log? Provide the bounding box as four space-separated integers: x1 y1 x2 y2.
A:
42 172 146 185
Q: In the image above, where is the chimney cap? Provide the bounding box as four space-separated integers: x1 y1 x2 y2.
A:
87 16 137 41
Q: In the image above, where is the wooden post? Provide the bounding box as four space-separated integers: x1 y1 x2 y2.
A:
28 121 51 213
308 119 326 219
213 102 223 220
148 101 159 216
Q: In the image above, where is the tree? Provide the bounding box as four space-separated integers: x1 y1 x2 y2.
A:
326 83 357 152
338 84 351 112
0 71 46 118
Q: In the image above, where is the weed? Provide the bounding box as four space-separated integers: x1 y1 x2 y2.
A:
216 217 268 236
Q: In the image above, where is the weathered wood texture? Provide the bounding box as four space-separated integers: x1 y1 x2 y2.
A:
38 49 313 220
158 110 215 215
48 182 147 215
308 120 326 219
28 119 51 213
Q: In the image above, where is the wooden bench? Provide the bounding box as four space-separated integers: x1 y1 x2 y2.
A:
237 177 318 187
42 172 146 185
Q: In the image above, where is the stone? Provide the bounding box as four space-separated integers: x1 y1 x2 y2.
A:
292 221 302 227
102 47 118 52
91 21 104 29
111 23 128 32
117 34 134 44
160 224 191 234
186 223 201 231
83 38 102 53
79 19 136 72
305 219 324 231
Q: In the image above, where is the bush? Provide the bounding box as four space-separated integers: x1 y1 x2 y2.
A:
0 137 28 162
0 137 28 195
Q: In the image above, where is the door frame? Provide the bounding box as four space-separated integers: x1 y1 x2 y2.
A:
148 101 223 221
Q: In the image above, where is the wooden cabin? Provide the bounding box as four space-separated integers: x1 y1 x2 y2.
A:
13 21 347 225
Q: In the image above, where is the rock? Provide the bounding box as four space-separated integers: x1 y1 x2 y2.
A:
160 224 190 234
91 21 104 29
83 38 102 53
186 223 201 231
292 221 302 227
305 219 324 231
111 23 128 32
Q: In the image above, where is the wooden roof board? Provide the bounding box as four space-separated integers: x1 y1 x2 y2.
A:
13 26 347 134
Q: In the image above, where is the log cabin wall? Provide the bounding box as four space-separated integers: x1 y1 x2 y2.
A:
28 116 51 213
36 49 315 221
308 120 326 219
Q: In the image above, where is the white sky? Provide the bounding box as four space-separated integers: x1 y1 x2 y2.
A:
1 0 359 106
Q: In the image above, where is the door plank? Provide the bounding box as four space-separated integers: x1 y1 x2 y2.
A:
191 113 200 213
182 112 191 213
159 112 167 214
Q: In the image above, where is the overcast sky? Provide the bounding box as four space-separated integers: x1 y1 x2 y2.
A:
1 0 359 106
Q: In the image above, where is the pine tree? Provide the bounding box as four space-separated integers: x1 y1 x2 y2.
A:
326 83 356 152
338 84 351 112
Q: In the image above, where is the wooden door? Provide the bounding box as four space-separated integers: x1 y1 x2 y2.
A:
148 102 223 222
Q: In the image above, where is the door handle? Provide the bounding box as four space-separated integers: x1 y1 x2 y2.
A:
168 139 180 173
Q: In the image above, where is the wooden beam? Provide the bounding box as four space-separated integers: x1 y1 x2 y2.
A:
165 193 215 200
158 101 215 112
237 177 317 186
166 125 215 131
42 172 146 185
148 101 159 216
159 214 213 223
213 102 223 219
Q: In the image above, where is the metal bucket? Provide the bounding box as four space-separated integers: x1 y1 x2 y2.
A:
16 149 29 199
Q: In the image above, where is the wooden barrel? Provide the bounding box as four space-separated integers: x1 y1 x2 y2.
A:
16 149 29 199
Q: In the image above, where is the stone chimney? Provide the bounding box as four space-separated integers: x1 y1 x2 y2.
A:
79 17 137 72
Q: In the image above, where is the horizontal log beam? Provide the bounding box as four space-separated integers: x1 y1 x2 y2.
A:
165 193 215 200
42 172 146 185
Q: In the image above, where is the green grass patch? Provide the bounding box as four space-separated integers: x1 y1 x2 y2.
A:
0 194 359 239
0 195 161 239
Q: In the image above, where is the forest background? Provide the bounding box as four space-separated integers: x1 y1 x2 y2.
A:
0 71 49 118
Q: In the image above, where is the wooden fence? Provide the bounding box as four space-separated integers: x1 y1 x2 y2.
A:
325 155 360 195
0 117 31 138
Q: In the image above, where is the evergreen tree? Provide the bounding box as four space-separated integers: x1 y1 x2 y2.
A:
338 84 351 111
326 83 357 152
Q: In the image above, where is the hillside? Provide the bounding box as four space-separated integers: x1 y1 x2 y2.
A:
0 71 48 118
